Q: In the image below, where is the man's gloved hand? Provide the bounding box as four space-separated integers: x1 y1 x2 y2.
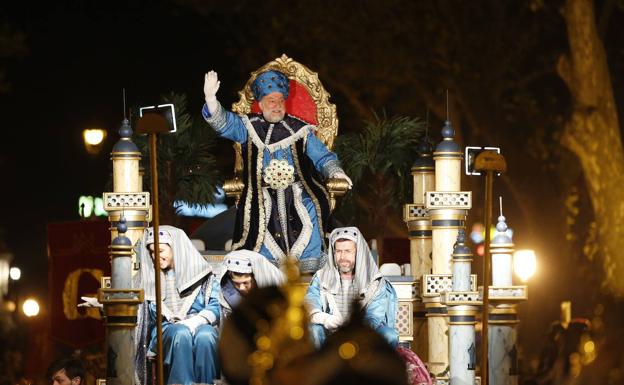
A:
330 171 353 189
323 313 344 331
178 315 208 335
204 71 220 103
78 296 103 309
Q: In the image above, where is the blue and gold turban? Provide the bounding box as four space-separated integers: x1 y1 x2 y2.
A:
251 70 290 101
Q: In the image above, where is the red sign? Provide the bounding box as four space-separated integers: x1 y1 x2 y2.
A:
47 220 111 348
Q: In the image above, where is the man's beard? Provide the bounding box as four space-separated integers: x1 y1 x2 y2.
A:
263 110 285 123
338 260 354 274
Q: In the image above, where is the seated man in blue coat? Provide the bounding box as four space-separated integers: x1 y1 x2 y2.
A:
305 226 398 348
135 226 221 385
218 249 286 321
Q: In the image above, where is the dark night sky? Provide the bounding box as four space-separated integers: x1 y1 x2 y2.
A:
0 2 235 300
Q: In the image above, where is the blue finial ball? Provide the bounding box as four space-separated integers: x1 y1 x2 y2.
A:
441 120 454 139
457 229 466 244
496 215 507 232
417 138 432 154
117 217 128 234
119 118 132 138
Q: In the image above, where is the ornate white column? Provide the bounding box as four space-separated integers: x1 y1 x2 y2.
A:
423 121 471 379
488 215 527 385
403 139 435 358
99 118 149 385
446 230 480 385
104 118 150 248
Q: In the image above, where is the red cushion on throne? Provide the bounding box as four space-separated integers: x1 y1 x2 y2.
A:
250 80 319 126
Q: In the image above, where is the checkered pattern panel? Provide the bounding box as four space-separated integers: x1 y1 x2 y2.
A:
426 191 472 209
103 192 150 210
395 302 413 336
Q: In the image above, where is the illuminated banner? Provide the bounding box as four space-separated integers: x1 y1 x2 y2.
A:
47 220 111 348
79 196 108 218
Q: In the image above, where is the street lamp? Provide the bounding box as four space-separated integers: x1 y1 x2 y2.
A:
4 300 16 312
513 249 537 282
83 128 107 154
9 267 21 281
22 298 40 317
83 128 106 145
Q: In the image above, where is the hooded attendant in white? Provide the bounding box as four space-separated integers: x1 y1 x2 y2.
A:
134 226 221 385
218 249 286 321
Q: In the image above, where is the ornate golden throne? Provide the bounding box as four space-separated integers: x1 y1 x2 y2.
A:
221 54 349 209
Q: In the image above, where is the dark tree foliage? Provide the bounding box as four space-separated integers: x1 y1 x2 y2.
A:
0 18 28 93
334 114 426 238
133 92 222 225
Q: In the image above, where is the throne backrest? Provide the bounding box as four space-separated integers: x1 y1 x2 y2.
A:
228 54 339 176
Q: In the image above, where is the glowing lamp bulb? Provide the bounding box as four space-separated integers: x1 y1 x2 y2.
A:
83 129 106 146
4 300 16 312
22 299 40 317
9 267 21 280
513 249 537 282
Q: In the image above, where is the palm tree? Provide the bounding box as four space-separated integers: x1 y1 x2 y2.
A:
334 114 426 242
134 92 222 225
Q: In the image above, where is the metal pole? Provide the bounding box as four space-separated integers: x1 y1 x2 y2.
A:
136 105 177 385
149 132 164 385
481 170 493 385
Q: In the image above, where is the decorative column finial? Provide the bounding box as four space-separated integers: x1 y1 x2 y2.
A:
452 229 471 258
492 214 511 246
119 118 133 139
436 120 460 151
117 216 128 235
113 118 139 153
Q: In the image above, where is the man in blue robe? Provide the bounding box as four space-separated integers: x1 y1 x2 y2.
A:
305 226 399 348
134 226 221 385
218 249 286 321
202 70 352 273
